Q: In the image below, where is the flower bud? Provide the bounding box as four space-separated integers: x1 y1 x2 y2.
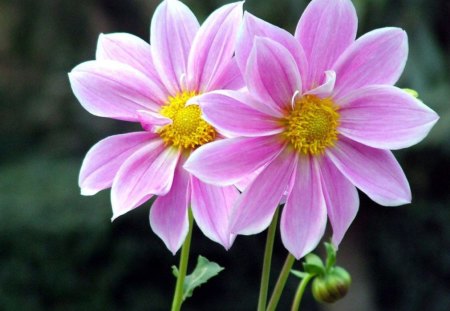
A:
311 267 351 303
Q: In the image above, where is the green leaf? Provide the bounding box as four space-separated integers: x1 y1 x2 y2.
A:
324 242 336 271
181 255 224 301
291 269 308 279
303 253 325 276
171 265 179 278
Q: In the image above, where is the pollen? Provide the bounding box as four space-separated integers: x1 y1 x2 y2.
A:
281 95 340 155
158 91 216 150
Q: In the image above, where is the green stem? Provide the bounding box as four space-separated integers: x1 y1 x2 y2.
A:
266 254 296 311
290 274 314 311
171 209 194 311
257 208 280 311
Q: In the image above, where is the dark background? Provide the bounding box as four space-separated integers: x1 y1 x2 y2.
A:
1 0 449 310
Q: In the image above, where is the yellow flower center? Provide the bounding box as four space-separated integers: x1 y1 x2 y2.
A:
158 91 216 150
281 95 340 155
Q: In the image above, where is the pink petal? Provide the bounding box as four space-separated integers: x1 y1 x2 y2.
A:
318 156 359 246
187 2 243 92
338 85 439 149
95 33 166 93
206 57 245 91
305 70 336 98
326 137 411 206
79 132 158 196
150 0 199 95
280 156 327 259
236 12 308 88
68 60 167 121
194 90 283 137
295 0 357 89
150 163 190 254
246 37 302 116
184 136 284 186
234 166 264 192
231 148 297 235
191 177 239 249
137 110 172 132
111 142 180 220
332 28 408 99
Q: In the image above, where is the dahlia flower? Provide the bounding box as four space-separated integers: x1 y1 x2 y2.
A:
69 0 244 253
184 0 439 258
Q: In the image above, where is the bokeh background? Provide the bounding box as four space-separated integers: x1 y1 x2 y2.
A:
1 0 449 310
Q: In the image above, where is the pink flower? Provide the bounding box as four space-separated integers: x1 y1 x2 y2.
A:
68 0 244 254
184 0 439 259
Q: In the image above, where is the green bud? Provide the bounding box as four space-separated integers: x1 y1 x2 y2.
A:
311 267 351 303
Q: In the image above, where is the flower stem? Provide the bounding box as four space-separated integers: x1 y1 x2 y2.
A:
266 254 296 311
171 208 194 311
257 208 280 311
290 273 314 311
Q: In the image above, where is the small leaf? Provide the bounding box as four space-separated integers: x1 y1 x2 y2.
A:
172 265 179 278
304 253 324 267
324 242 336 271
291 269 308 279
303 253 325 276
182 255 224 301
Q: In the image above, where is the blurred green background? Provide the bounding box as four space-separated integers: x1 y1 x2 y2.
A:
0 0 448 310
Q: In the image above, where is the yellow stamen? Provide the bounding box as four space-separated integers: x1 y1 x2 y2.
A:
281 95 340 155
158 91 216 150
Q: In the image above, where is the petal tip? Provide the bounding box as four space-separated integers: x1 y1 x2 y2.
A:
164 238 181 255
221 240 232 251
80 187 97 196
222 234 236 250
386 194 412 206
98 32 105 41
290 250 303 260
331 236 343 249
67 71 75 80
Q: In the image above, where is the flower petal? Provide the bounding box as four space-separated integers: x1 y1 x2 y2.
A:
280 156 327 259
332 28 408 99
150 163 190 254
187 2 243 92
79 132 158 196
150 0 199 95
205 57 245 91
111 143 180 219
246 37 302 116
295 0 357 89
191 177 239 249
234 166 264 192
231 148 297 235
236 12 308 87
195 90 282 137
68 60 167 121
137 110 172 132
326 137 411 206
185 136 284 186
305 70 336 98
338 85 439 149
318 156 359 246
96 33 166 92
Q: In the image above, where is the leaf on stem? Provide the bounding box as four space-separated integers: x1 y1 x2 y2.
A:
303 253 325 276
173 255 224 301
291 269 309 279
